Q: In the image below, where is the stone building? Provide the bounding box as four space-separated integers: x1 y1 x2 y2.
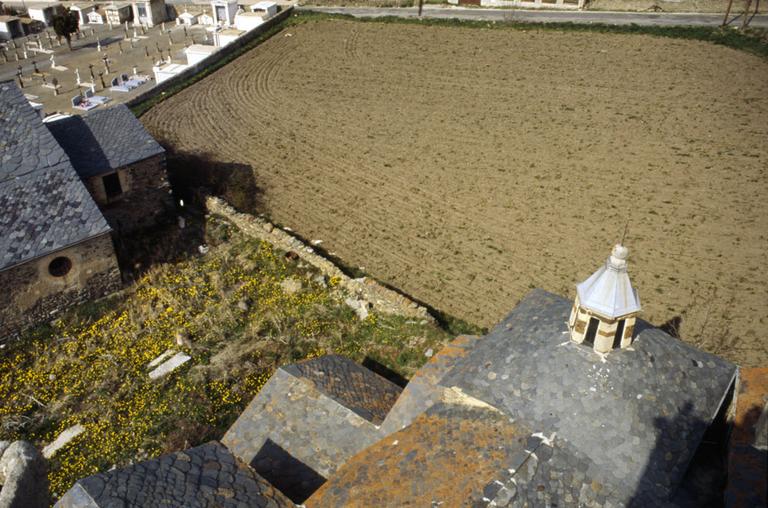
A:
47 104 172 234
0 81 121 338
57 244 749 507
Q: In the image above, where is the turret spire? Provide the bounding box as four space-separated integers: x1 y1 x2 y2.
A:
568 244 641 353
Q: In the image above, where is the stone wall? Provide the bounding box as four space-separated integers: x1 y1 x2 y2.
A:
84 153 173 234
0 234 122 340
205 196 434 322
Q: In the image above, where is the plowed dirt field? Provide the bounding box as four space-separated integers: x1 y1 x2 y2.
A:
142 20 768 366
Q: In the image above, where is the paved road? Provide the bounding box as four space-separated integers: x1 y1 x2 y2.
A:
297 5 768 27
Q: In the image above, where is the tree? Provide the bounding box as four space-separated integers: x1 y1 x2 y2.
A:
52 8 79 50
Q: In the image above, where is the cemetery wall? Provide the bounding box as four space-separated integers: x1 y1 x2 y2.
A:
126 6 293 110
0 234 122 340
84 153 174 233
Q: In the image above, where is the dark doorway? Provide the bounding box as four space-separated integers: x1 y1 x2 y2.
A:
584 317 599 346
613 319 626 349
103 172 123 199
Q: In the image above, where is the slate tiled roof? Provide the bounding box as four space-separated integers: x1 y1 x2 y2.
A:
283 354 402 425
0 81 110 271
47 104 165 178
0 81 68 180
380 334 482 435
222 357 402 502
308 399 633 508
307 402 542 507
54 441 293 508
440 288 738 505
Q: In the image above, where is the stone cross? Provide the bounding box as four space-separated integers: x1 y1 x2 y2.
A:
16 67 23 88
88 63 95 80
132 65 138 76
103 54 110 74
75 68 81 85
118 41 123 54
50 54 55 67
98 71 105 90
168 33 173 45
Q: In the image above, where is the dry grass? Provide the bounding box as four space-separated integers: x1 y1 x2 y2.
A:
0 216 451 498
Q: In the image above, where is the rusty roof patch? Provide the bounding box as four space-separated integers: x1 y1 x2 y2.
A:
725 367 768 508
306 402 539 507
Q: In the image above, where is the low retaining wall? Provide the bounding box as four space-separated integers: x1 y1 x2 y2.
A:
205 196 434 323
126 7 293 110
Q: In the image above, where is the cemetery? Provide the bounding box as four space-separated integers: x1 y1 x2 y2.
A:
0 0 281 114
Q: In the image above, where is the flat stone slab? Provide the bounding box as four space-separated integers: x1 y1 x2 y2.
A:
43 424 85 459
148 352 191 380
147 349 175 369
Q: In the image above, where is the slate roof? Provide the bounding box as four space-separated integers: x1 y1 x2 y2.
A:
223 357 403 502
283 354 402 425
54 441 293 508
439 288 738 505
307 402 542 507
47 104 165 178
0 81 110 271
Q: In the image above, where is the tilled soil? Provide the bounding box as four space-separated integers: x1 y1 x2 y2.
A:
142 20 768 366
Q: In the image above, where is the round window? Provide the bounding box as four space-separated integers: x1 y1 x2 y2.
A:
48 257 72 277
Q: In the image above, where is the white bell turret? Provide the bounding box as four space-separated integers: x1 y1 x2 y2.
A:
568 244 641 353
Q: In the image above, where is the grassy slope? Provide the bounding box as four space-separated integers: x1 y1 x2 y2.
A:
0 216 454 497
